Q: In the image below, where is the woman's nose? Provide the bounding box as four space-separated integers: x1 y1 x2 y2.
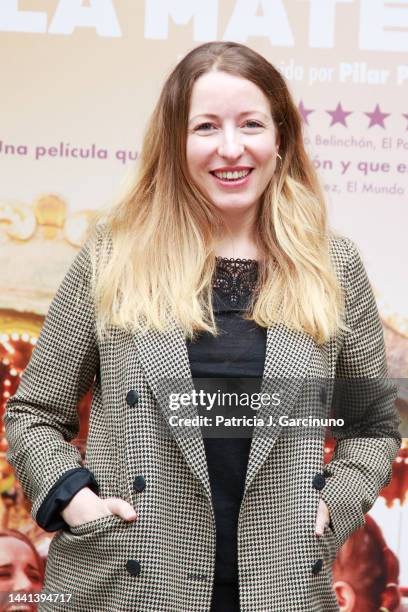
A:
217 130 244 159
12 569 33 592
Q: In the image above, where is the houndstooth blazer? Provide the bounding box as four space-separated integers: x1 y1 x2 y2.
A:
5 228 401 612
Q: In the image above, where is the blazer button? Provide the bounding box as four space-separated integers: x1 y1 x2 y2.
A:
319 386 327 404
126 559 141 576
133 475 146 492
126 389 139 406
312 473 326 490
312 559 323 575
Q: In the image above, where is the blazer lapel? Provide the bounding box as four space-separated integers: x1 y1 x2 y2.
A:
243 323 316 495
132 325 212 499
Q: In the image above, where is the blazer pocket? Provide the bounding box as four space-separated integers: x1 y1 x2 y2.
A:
320 484 365 551
66 514 124 537
316 523 338 566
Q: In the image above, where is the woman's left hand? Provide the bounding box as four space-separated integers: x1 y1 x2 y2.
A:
315 498 330 536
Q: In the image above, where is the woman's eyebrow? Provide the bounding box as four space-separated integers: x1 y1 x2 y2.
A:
188 111 269 123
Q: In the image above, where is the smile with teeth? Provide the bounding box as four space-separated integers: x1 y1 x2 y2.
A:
212 169 252 180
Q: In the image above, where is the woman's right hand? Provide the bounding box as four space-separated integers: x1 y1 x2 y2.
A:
61 486 138 528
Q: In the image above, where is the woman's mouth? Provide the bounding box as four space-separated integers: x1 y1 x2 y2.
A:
3 605 36 612
210 168 254 187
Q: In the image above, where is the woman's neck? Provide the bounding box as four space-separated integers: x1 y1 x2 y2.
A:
215 208 260 260
215 241 259 260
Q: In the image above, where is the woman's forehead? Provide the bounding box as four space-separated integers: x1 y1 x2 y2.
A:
0 537 37 561
189 72 271 116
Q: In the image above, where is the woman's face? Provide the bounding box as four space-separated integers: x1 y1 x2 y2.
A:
186 70 280 215
0 537 43 612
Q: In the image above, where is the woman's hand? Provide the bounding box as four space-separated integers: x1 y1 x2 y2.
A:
314 498 330 536
61 486 137 528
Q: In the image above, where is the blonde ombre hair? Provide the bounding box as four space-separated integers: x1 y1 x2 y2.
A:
87 41 345 345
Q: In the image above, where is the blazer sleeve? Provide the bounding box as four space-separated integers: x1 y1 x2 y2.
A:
4 235 100 524
320 238 401 549
36 468 99 532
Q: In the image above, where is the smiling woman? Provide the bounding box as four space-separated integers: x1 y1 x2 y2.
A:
186 71 279 223
0 529 44 612
4 41 401 612
87 41 344 345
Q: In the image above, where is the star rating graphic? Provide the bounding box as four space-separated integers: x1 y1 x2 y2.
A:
298 101 408 129
327 102 352 127
298 101 314 125
364 104 390 128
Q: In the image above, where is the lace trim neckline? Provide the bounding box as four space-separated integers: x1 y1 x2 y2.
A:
215 255 259 264
213 256 259 310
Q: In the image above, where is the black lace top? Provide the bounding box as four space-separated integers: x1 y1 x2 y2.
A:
212 256 260 310
36 257 267 609
187 256 266 379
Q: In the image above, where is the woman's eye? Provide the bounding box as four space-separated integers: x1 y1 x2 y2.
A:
195 122 215 131
28 571 42 583
193 120 263 132
0 570 12 578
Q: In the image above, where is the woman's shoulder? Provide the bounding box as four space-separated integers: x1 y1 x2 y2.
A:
86 221 112 246
68 222 113 281
328 232 372 296
328 232 362 275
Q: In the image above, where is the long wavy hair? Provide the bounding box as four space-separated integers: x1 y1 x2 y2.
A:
87 41 345 344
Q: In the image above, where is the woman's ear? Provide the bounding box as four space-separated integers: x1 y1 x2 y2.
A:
275 132 281 153
333 580 356 612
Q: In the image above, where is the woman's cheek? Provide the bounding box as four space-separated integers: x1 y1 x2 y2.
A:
0 576 12 592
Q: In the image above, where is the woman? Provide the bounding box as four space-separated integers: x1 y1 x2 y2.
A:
5 41 401 612
0 528 44 612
